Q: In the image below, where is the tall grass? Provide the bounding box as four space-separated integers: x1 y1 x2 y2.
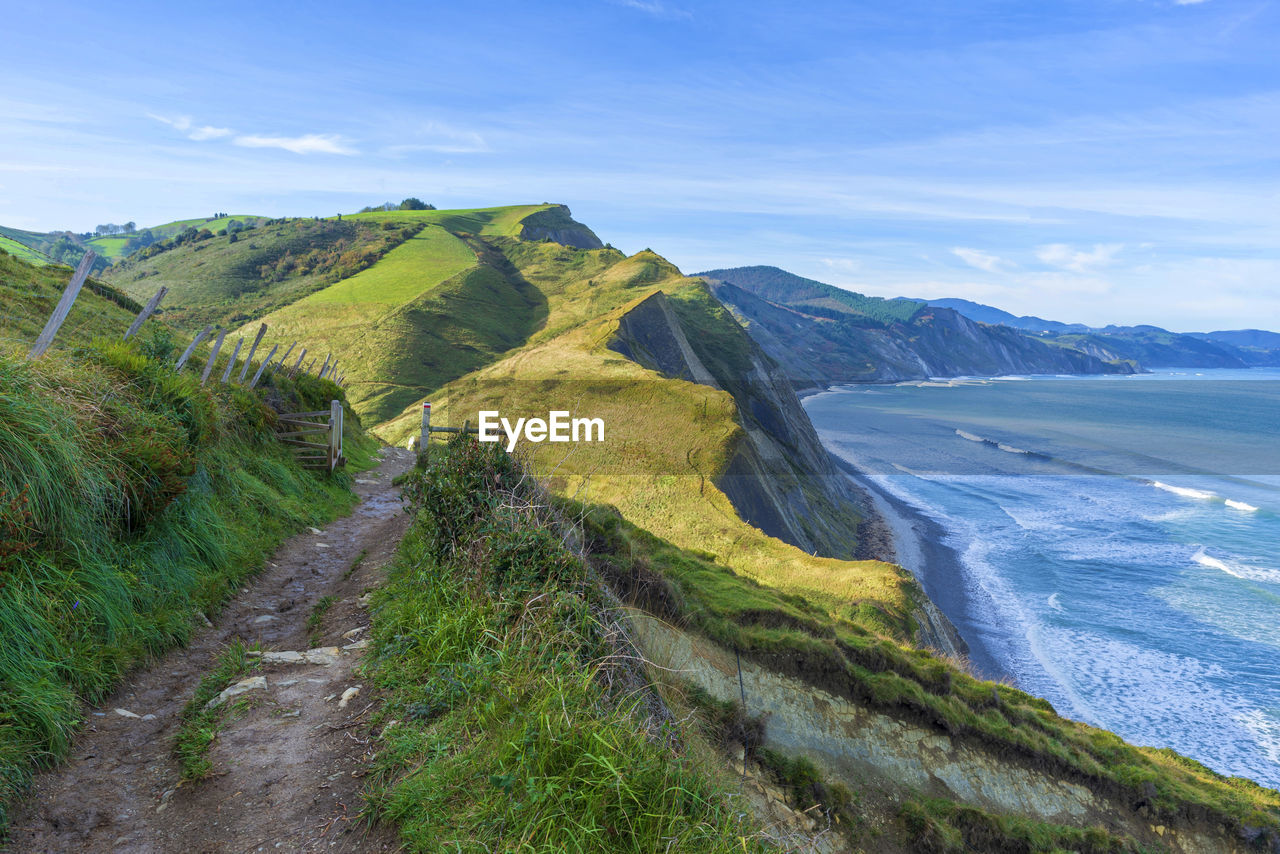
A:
0 341 358 829
364 437 768 852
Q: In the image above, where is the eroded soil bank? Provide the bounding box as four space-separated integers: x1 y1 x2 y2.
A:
7 448 415 853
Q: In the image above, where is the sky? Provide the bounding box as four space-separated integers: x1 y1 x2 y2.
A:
2 0 1278 331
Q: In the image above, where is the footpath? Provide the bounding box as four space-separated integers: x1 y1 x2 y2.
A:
7 448 415 853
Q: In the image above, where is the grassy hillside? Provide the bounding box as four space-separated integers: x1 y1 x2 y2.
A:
0 248 141 352
0 252 374 828
45 204 1278 845
235 205 588 423
0 236 47 265
105 217 420 328
700 265 924 326
366 438 767 851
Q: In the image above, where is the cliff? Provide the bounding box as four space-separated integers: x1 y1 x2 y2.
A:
700 267 1133 387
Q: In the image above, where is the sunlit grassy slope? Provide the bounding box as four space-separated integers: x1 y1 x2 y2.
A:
0 251 139 350
238 206 573 423
105 217 419 327
0 236 48 265
371 235 922 641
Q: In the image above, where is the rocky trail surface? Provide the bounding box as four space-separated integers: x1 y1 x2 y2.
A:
8 448 416 853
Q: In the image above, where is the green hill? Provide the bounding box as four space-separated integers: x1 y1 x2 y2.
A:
35 204 1279 850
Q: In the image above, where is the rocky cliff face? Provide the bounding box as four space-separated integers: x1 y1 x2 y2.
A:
628 613 1254 854
517 204 604 249
607 289 878 562
703 271 1133 388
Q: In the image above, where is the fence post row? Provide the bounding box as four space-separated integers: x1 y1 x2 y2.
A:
28 251 96 359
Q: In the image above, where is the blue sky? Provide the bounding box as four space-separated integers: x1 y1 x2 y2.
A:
3 0 1278 330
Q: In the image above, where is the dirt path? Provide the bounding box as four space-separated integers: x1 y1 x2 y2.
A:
8 448 416 853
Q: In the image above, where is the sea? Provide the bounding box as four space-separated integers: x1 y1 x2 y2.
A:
803 368 1280 789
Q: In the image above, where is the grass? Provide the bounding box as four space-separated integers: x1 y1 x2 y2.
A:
0 237 47 266
306 595 338 647
0 254 371 828
104 217 420 327
363 438 770 852
245 226 548 424
304 224 475 307
0 251 139 352
899 796 1159 854
343 549 368 580
174 639 260 780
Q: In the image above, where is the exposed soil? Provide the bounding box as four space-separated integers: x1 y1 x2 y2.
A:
7 448 416 853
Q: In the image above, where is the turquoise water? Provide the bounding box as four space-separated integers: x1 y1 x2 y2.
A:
804 369 1280 788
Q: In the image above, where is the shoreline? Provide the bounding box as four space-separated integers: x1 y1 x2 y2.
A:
827 447 1011 682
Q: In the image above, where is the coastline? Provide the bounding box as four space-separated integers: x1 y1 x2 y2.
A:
823 440 1012 682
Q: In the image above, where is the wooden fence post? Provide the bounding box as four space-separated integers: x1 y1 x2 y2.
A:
174 324 213 372
28 251 96 359
123 286 167 341
268 341 296 377
317 353 331 380
289 348 307 378
200 328 227 385
237 323 267 383
221 337 244 384
420 402 431 465
248 343 278 389
329 400 343 471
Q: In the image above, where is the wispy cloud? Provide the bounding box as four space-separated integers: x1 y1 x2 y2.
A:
232 134 357 155
384 122 489 155
1036 243 1124 273
613 0 691 19
1174 0 1211 6
952 247 1012 273
148 113 232 141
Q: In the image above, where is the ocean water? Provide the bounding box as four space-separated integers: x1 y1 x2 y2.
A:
804 368 1280 788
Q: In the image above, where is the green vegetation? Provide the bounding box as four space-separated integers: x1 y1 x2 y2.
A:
699 265 924 326
306 595 338 647
173 639 260 780
248 224 550 423
105 218 421 327
0 252 371 829
364 437 768 852
0 237 47 265
0 251 141 351
899 796 1154 854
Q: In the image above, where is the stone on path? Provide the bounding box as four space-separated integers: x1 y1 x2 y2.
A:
205 676 268 710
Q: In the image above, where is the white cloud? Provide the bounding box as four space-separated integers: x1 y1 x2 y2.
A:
613 0 691 19
1174 0 1210 5
952 247 1011 273
820 257 862 273
149 113 232 141
385 122 489 155
233 134 357 155
1036 243 1123 273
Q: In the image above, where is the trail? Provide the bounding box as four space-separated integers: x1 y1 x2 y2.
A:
8 448 416 853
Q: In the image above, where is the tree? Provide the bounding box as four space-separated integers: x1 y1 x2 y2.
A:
399 197 434 210
123 222 136 234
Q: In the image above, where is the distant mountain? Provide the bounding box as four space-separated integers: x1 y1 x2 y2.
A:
696 266 1131 387
925 298 1089 334
1188 329 1280 350
925 296 1280 368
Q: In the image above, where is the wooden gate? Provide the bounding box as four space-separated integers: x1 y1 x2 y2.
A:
277 400 344 472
